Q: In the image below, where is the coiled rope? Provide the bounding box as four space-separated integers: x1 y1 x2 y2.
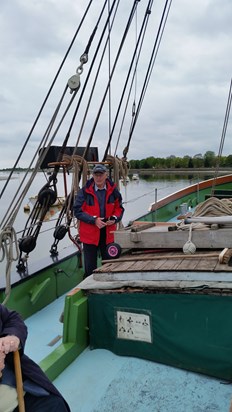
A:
176 196 232 253
105 155 128 187
0 225 19 304
193 196 232 217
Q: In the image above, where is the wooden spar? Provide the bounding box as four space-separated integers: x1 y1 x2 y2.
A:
121 221 176 232
185 216 232 224
114 226 232 249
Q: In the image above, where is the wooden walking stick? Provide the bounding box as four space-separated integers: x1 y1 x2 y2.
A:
13 350 25 412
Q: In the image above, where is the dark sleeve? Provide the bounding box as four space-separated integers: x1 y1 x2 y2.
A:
73 189 96 224
0 305 28 352
112 188 124 222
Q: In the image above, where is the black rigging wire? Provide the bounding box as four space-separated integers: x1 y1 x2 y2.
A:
59 0 109 156
47 0 117 255
211 78 232 194
125 0 172 155
52 0 108 161
107 0 112 155
74 0 120 154
103 0 154 160
0 86 70 230
82 0 140 159
0 0 94 200
217 78 232 160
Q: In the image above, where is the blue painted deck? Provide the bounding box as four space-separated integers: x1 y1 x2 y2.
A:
24 294 232 411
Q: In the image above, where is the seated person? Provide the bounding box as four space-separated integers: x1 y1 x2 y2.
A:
0 304 70 412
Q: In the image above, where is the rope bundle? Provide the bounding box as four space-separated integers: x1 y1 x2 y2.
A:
0 225 19 304
193 196 232 217
177 196 232 254
106 155 128 188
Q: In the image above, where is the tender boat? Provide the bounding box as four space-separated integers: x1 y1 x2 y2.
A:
1 1 232 411
131 173 139 180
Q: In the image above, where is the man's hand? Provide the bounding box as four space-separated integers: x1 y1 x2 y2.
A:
95 217 107 229
106 216 117 226
0 335 20 354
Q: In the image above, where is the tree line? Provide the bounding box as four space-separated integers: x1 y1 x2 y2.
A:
129 151 232 169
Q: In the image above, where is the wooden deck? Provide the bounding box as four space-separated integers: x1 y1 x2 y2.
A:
97 250 232 274
78 249 232 295
79 221 232 294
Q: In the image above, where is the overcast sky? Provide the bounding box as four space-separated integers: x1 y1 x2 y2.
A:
0 0 232 168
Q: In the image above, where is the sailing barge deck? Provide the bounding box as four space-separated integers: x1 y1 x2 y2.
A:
78 219 232 382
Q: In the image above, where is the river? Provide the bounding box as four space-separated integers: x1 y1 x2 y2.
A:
0 171 211 271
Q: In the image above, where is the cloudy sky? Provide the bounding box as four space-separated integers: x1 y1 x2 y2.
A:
0 0 232 168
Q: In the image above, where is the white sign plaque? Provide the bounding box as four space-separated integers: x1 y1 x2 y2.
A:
117 310 152 343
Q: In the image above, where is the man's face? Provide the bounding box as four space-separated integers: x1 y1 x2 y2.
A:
93 172 107 189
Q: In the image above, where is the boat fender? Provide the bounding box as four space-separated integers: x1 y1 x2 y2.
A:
106 243 121 259
18 235 37 253
38 188 57 207
53 225 68 240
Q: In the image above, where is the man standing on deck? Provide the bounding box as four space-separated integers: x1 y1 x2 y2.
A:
73 164 124 277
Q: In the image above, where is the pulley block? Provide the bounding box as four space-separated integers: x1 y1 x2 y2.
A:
38 188 57 207
53 225 68 240
68 73 81 92
18 236 37 254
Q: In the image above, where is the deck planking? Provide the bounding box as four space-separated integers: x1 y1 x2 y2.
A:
98 250 232 274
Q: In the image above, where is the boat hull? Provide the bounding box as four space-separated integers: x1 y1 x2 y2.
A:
140 174 232 223
0 246 84 319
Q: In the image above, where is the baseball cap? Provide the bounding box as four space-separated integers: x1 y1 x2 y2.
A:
92 164 107 174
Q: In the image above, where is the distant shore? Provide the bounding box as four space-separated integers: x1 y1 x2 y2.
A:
128 168 232 175
1 168 232 179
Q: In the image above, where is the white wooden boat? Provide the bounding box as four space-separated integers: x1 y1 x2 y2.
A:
131 173 139 180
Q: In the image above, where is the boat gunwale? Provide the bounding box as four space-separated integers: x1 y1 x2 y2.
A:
0 245 81 290
149 174 232 211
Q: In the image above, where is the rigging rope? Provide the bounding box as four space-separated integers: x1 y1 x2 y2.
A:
0 226 19 304
107 0 112 155
0 0 175 291
1 0 104 272
193 197 232 217
124 0 172 157
176 197 232 237
82 0 140 160
211 78 232 195
0 0 94 201
0 85 68 230
48 154 89 255
74 0 120 154
103 0 155 161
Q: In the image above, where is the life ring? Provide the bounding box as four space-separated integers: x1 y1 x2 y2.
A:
106 243 121 259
